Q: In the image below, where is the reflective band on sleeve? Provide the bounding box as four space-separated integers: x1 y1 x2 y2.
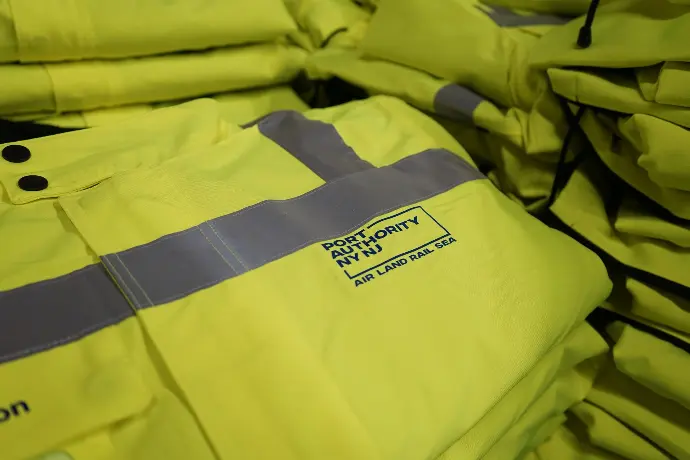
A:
0 265 133 365
433 84 485 122
484 5 570 27
254 110 374 181
103 149 484 309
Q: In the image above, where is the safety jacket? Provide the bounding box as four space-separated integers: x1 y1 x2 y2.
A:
284 0 371 49
0 96 611 460
0 42 306 117
0 0 296 62
8 86 310 129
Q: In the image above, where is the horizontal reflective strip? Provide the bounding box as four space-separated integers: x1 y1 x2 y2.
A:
484 6 570 26
103 149 484 309
0 265 133 365
253 110 374 181
433 84 485 122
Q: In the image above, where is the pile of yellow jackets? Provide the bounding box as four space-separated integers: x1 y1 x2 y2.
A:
0 1 688 459
0 0 309 126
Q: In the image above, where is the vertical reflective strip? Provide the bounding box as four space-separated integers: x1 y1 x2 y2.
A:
255 110 374 181
103 149 485 309
0 265 133 365
483 5 570 26
433 84 485 122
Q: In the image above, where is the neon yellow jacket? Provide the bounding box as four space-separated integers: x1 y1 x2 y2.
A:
0 96 611 459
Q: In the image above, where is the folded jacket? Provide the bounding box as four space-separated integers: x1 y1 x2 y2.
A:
7 86 310 129
569 401 668 460
0 43 306 117
618 113 690 193
549 67 690 129
621 278 690 335
579 109 690 219
0 0 296 63
0 95 611 459
550 159 690 289
531 0 690 68
586 364 690 460
609 321 690 411
439 322 608 460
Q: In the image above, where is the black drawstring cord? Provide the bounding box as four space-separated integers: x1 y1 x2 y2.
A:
577 0 601 48
545 105 587 209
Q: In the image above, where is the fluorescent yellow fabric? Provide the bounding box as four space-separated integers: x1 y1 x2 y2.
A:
9 86 310 129
587 365 690 460
548 67 690 129
529 424 626 460
0 96 611 459
609 322 690 411
438 323 607 459
479 0 609 15
0 100 234 460
284 0 371 48
569 401 668 460
0 0 296 63
579 109 690 219
360 0 568 155
618 113 690 193
637 62 690 108
623 278 690 335
615 197 690 249
531 0 690 68
551 160 690 289
0 42 306 116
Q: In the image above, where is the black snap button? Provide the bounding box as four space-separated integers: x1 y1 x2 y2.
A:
2 145 31 163
18 175 48 191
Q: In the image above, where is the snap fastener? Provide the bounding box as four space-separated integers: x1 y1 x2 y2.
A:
2 145 31 163
18 175 48 191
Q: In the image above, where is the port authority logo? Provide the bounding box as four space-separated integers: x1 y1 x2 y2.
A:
321 207 456 287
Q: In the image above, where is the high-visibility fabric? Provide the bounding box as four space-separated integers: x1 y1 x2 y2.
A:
8 86 310 129
530 0 690 68
438 323 608 459
528 424 625 460
579 109 690 219
637 62 690 108
548 67 690 129
284 0 371 48
550 160 690 289
568 401 668 460
609 322 690 411
308 48 565 156
438 120 556 212
618 113 690 193
0 95 611 459
621 278 690 335
0 100 233 460
586 366 690 460
0 0 296 63
0 42 306 116
615 197 690 249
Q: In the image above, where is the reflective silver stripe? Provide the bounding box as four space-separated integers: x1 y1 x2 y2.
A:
254 110 374 181
484 5 570 26
434 84 485 122
103 149 484 309
0 265 133 365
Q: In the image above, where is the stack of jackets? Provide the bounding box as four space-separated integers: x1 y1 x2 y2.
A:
0 0 309 126
528 1 690 458
1 93 612 459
